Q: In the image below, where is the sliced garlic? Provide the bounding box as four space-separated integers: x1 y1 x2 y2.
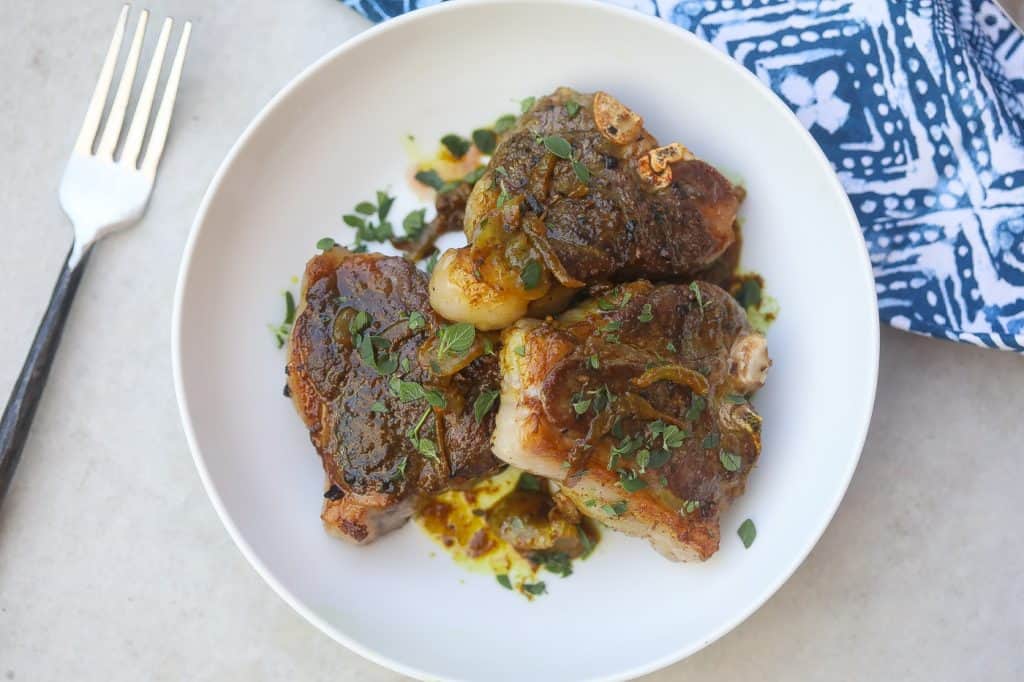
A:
593 91 644 144
636 154 672 190
649 142 694 173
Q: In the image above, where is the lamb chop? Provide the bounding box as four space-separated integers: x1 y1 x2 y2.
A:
492 281 769 561
429 87 744 330
287 248 502 543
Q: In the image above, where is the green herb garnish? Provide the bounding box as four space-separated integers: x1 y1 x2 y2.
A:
685 395 706 421
370 401 387 414
391 377 427 402
635 449 650 472
592 385 615 412
463 166 487 184
494 114 517 133
542 135 573 159
402 208 426 240
406 405 431 442
425 250 440 275
702 432 720 449
472 129 497 154
725 394 747 404
513 345 526 357
602 320 623 333
394 456 407 480
565 100 581 118
536 550 573 577
437 322 476 358
601 500 627 517
407 311 426 331
611 435 643 461
666 341 678 353
638 303 654 323
348 310 371 335
473 389 500 423
316 237 336 251
647 449 671 468
517 472 542 492
268 290 297 348
520 259 542 290
284 291 296 324
343 191 396 249
578 526 595 558
538 134 589 184
597 289 632 311
356 333 398 375
520 96 536 114
424 389 447 409
611 416 625 439
441 133 471 159
572 160 590 184
588 355 600 369
662 425 687 449
404 409 434 462
720 450 742 472
737 279 762 308
375 191 394 221
682 500 701 515
416 437 439 462
619 472 648 493
571 396 592 415
690 281 705 315
522 581 547 596
737 518 756 548
496 574 513 590
414 169 445 191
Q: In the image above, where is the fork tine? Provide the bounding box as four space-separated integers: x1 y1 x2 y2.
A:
140 21 191 179
74 5 130 155
96 9 149 159
120 17 172 169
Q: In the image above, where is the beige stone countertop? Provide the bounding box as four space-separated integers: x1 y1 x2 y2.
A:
1 1 1021 680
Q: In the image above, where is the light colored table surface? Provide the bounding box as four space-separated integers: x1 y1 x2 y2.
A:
1 2 1022 680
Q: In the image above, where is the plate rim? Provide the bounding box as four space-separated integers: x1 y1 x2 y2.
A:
171 1 880 679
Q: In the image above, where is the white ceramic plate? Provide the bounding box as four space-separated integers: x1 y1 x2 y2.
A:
172 1 879 679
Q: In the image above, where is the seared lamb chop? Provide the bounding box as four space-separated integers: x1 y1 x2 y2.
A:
430 87 744 330
492 281 769 561
287 248 502 543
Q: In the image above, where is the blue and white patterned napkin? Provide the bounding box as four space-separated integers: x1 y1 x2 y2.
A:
342 0 1024 351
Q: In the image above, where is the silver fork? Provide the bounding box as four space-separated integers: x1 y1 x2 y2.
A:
0 6 192 507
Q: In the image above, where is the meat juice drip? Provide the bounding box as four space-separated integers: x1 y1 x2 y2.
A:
415 467 598 598
697 221 779 333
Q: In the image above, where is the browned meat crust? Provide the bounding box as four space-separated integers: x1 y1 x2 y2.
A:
494 281 769 561
287 248 502 543
430 88 744 329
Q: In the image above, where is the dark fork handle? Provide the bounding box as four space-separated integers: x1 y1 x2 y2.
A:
0 245 91 508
